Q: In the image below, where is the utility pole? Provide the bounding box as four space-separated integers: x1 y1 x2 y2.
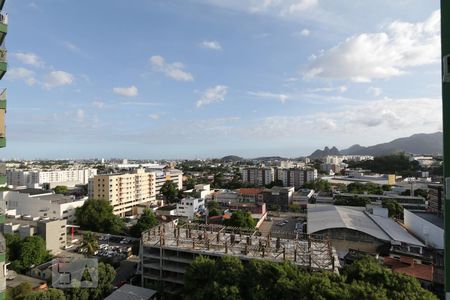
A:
441 1 450 299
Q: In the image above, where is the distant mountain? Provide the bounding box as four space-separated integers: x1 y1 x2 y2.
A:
309 146 340 159
309 132 443 158
221 155 243 162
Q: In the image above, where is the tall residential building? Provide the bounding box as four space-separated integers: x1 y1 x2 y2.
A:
89 168 156 216
277 168 317 189
241 167 274 187
428 184 444 215
0 1 7 298
7 168 97 188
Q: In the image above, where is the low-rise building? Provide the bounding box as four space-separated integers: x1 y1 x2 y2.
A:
262 186 295 211
3 218 67 254
1 189 86 222
237 188 264 203
176 198 205 219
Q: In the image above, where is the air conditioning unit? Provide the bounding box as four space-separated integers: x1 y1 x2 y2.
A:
444 55 450 83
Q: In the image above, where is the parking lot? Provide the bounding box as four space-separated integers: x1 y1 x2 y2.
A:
259 214 306 239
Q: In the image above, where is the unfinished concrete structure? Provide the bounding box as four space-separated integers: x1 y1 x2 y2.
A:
139 221 338 294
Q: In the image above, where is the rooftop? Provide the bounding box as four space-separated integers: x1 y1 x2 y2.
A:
412 212 444 229
383 256 433 282
14 188 53 196
308 206 425 247
105 284 157 300
238 188 263 195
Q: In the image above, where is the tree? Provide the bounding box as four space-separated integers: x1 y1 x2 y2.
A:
206 201 220 211
130 209 159 238
75 200 125 234
303 179 331 193
80 232 99 256
160 180 178 203
64 262 116 300
6 235 52 273
53 186 68 194
7 282 33 300
382 199 403 218
224 211 256 229
334 195 371 207
22 289 66 300
208 208 221 217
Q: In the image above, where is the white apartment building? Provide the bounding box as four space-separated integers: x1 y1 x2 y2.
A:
0 189 86 222
89 168 157 216
152 168 183 192
241 167 274 187
7 168 97 188
176 198 205 219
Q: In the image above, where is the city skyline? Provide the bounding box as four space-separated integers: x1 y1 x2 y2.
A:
4 0 442 159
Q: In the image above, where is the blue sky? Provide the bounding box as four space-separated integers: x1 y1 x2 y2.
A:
2 0 442 159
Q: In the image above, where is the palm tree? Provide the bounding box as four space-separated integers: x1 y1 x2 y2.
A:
80 232 99 257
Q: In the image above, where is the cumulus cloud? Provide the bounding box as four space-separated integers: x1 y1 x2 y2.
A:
150 55 194 81
297 28 310 37
367 87 382 97
196 85 228 108
309 85 347 93
113 86 138 97
247 98 441 138
248 91 288 103
43 71 74 89
7 67 37 86
304 10 440 82
13 52 45 67
201 40 222 50
282 0 318 15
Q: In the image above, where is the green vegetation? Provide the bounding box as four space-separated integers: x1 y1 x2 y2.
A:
5 234 52 273
346 182 383 195
75 200 125 234
348 153 421 177
160 180 179 203
382 199 403 218
63 262 116 300
7 283 65 300
53 185 68 194
224 211 256 229
303 179 331 193
184 255 437 300
334 195 371 207
130 209 159 238
80 232 99 256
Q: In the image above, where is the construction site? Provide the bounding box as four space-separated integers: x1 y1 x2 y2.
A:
139 221 339 294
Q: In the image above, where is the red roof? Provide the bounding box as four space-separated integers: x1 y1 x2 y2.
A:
383 256 433 282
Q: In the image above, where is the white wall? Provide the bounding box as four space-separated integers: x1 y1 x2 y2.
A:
404 209 444 249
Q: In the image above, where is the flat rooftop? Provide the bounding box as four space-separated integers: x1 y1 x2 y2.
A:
14 188 53 196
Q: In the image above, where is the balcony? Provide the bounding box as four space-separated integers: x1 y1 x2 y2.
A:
0 88 5 110
0 11 6 45
0 49 6 79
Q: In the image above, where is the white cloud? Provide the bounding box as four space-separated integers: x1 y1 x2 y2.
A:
248 91 288 103
13 52 44 67
309 85 347 93
298 28 310 37
304 10 440 82
75 109 85 122
149 113 161 120
196 85 228 108
367 87 382 97
201 40 222 50
113 86 138 97
150 55 194 82
43 71 74 89
92 101 105 109
282 0 318 15
247 98 441 138
63 41 81 53
7 67 37 86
